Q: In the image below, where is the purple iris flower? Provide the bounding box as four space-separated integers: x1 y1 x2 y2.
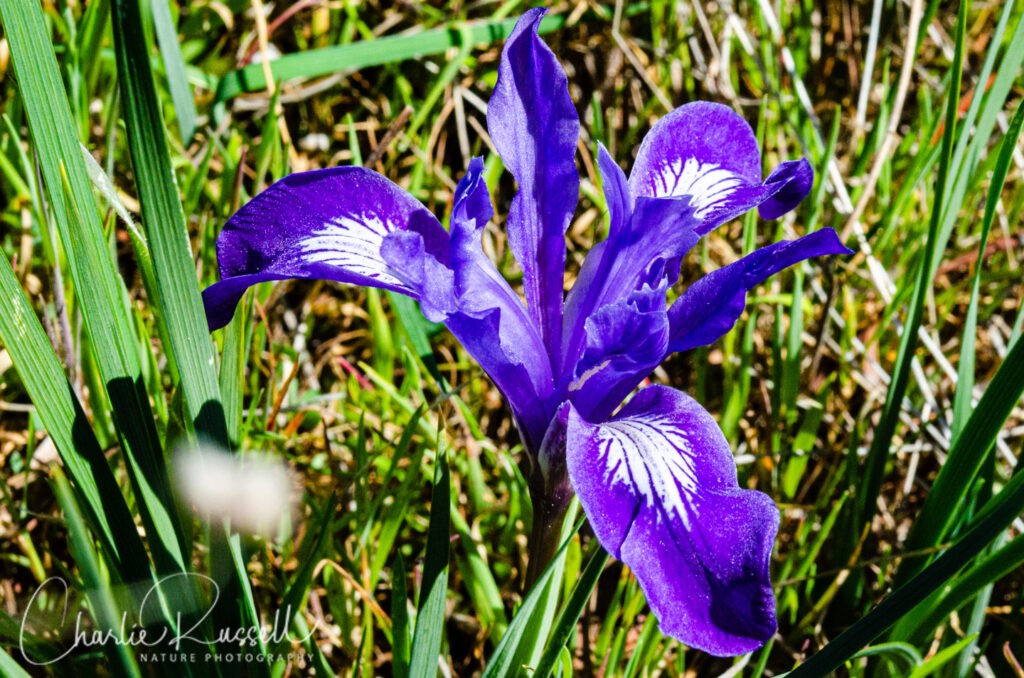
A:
202 9 851 656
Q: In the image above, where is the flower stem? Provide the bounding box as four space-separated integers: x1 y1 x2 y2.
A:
524 487 571 591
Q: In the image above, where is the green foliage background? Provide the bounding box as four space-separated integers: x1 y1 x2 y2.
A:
0 0 1022 676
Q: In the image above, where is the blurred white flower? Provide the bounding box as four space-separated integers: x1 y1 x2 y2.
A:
172 444 294 538
298 133 330 153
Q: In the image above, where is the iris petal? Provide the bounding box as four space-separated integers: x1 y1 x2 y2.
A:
202 166 447 330
566 385 779 655
381 158 556 450
628 102 813 234
568 282 669 421
488 7 580 356
668 229 852 354
437 158 556 449
561 145 699 378
202 159 555 449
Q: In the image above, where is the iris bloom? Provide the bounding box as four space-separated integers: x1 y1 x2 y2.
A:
202 9 851 656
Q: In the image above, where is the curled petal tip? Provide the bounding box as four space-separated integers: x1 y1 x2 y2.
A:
519 5 548 24
757 157 814 220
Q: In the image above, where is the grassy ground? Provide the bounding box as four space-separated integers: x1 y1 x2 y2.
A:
1 0 1023 676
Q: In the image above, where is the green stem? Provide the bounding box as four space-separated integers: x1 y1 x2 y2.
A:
524 489 571 590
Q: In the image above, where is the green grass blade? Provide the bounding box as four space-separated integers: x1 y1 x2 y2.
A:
388 293 444 386
516 499 581 674
898 533 1024 645
149 0 197 141
951 98 1024 436
933 5 1024 284
855 0 966 531
787 376 1024 677
52 468 142 678
367 424 428 587
450 505 508 644
0 0 186 576
80 141 180 385
218 297 251 448
0 648 32 678
0 253 149 578
77 0 111 89
531 547 610 678
480 519 582 678
110 0 228 447
408 445 451 678
897 302 1024 582
907 634 979 678
212 14 566 103
850 642 923 671
391 554 412 678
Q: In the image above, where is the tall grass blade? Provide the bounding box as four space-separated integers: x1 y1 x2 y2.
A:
932 4 1024 287
0 0 186 576
899 533 1024 645
388 292 445 385
110 0 228 446
0 253 148 577
213 14 566 104
855 0 967 531
531 547 610 678
52 468 142 678
787 336 1024 676
897 331 1024 582
408 445 451 678
0 648 32 678
80 141 180 384
391 554 412 678
149 0 197 141
218 298 250 449
951 99 1024 437
480 519 582 678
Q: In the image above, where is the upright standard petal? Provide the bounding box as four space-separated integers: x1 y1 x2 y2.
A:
559 144 631 375
433 158 556 449
566 386 779 656
203 167 448 330
628 102 813 234
668 229 852 354
382 159 557 450
560 187 699 380
488 7 580 357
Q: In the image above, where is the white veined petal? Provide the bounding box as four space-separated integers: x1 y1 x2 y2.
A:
598 414 700 531
296 213 405 285
651 157 744 217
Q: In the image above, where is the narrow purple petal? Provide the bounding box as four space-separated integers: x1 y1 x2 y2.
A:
487 7 580 357
567 283 669 421
398 158 555 450
596 142 632 242
566 385 779 656
559 144 630 375
203 166 448 330
667 229 853 354
628 102 813 234
445 158 556 448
